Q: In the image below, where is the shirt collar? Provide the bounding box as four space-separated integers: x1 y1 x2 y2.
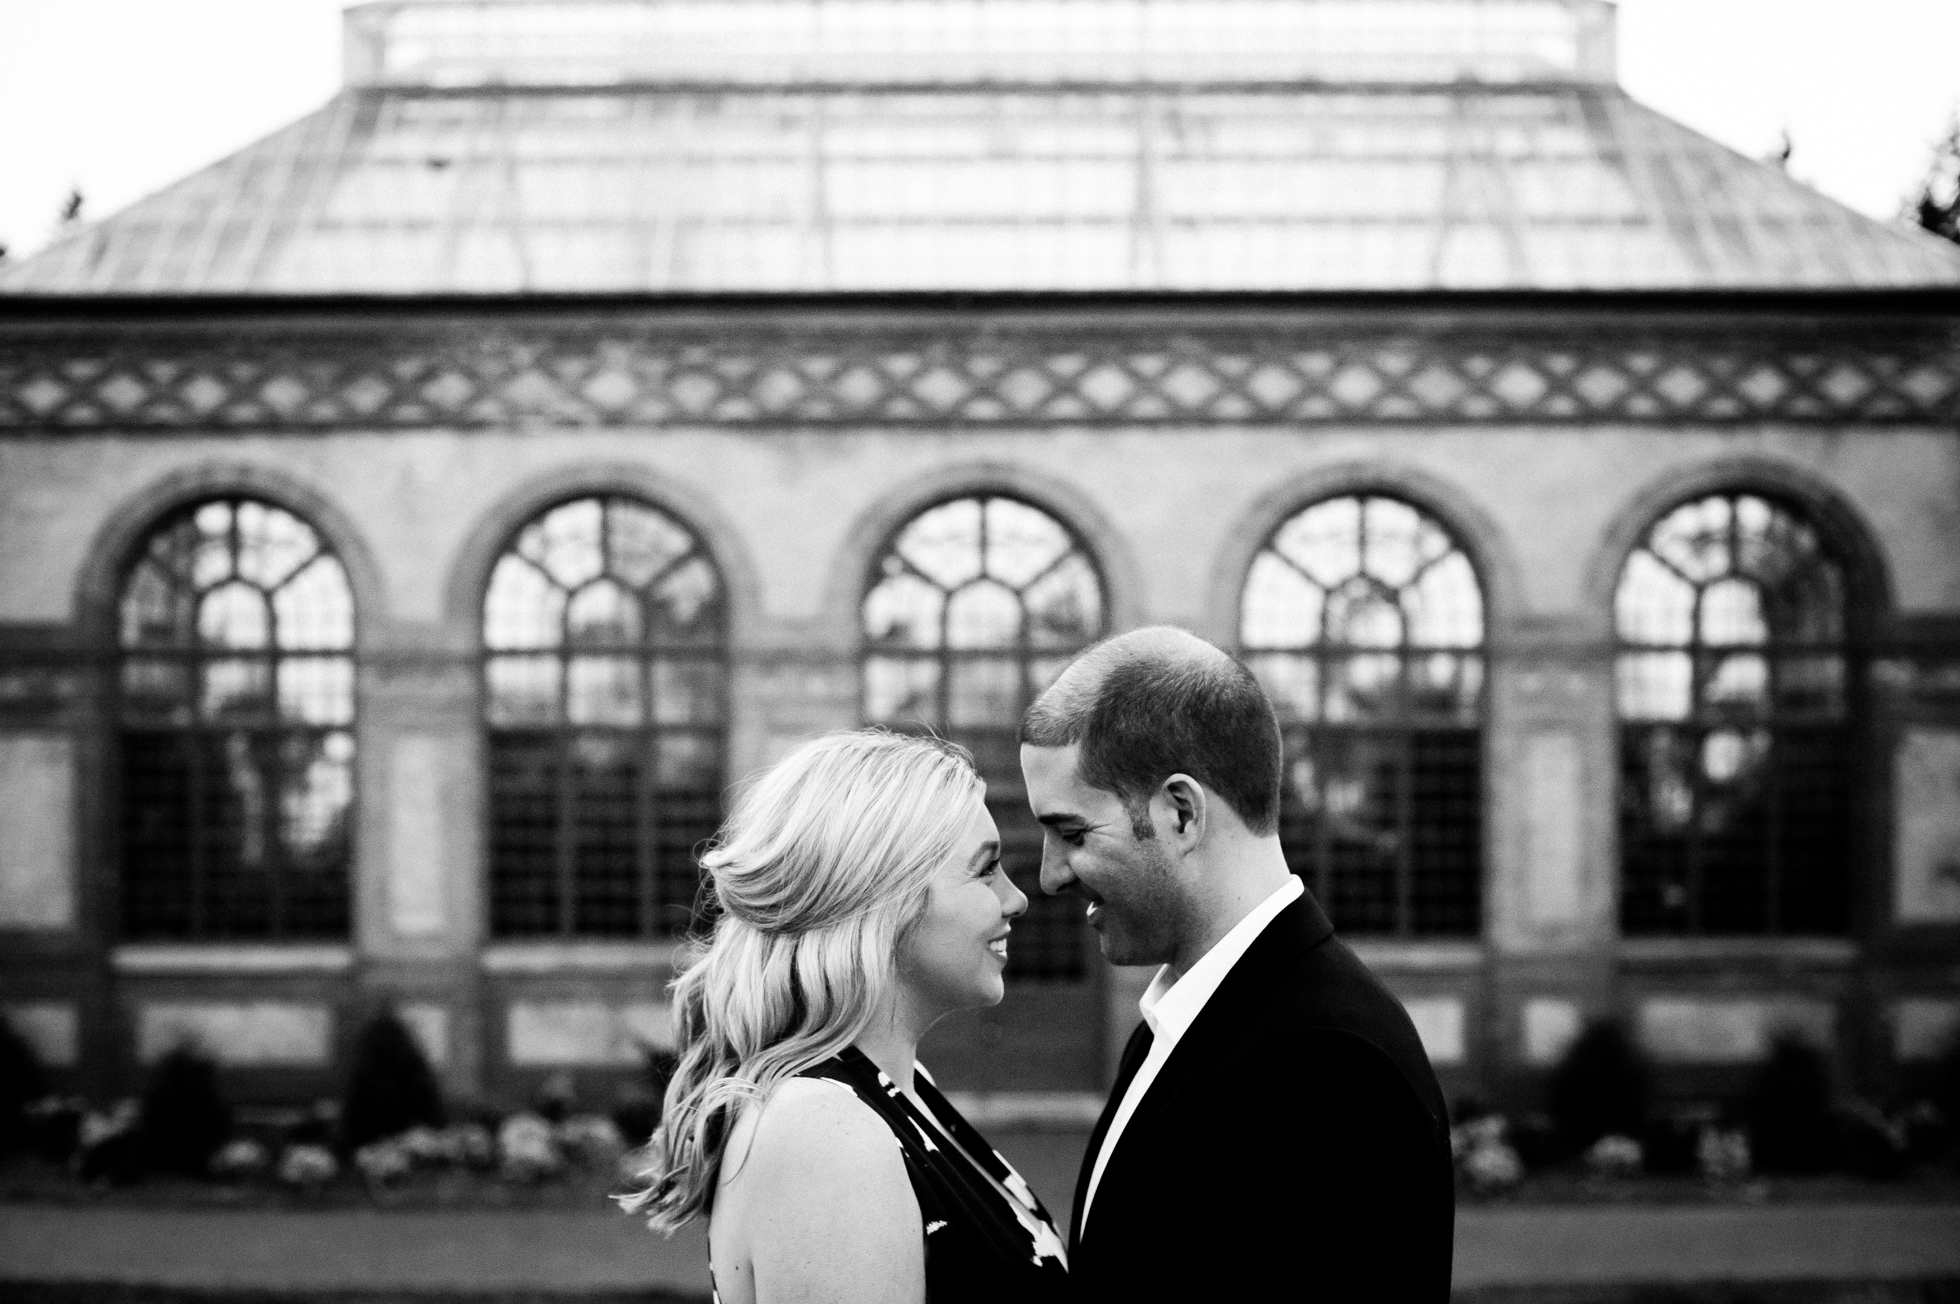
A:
1138 875 1304 1043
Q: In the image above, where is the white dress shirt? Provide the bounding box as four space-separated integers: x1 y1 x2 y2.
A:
1078 875 1303 1230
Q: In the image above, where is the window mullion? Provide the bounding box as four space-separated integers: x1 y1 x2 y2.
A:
639 664 659 939
266 720 287 940
1765 726 1784 936
189 688 208 940
1685 726 1705 936
1311 725 1332 915
1395 720 1414 938
557 726 577 939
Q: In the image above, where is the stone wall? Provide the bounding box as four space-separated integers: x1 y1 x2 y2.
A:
2 299 1957 1106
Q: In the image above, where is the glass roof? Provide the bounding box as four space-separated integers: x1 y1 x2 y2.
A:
6 0 1958 294
342 0 1618 88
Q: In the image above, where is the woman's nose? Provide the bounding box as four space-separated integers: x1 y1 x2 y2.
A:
1001 872 1030 919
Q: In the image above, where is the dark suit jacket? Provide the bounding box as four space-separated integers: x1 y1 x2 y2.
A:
1069 889 1454 1303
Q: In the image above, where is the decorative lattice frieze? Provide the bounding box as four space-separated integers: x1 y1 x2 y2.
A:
2 316 1956 431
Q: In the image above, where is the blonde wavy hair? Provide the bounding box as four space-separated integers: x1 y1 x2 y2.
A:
620 728 981 1232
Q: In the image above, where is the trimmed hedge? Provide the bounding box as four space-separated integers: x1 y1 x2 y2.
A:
340 1010 446 1151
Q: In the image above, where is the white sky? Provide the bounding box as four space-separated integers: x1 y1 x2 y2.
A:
2 0 1957 262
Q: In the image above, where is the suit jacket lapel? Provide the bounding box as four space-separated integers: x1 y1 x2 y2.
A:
1090 891 1334 1208
1071 1017 1154 1253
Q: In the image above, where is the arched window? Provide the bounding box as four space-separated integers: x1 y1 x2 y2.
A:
483 496 726 937
1616 492 1852 936
862 494 1105 978
116 498 355 939
1240 495 1484 936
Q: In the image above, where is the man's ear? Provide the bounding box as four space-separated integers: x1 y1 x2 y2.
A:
1158 774 1206 849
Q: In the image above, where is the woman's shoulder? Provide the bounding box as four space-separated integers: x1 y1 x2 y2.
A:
715 1073 924 1300
760 1074 890 1141
732 1074 908 1193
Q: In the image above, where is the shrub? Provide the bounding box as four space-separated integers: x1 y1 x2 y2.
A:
449 1120 496 1169
1507 1112 1563 1172
1834 1098 1907 1180
535 1070 578 1124
1897 1100 1950 1168
140 1046 232 1176
354 1136 413 1187
1583 1134 1644 1178
1932 1028 1960 1169
0 1014 46 1154
557 1113 627 1168
1460 1135 1523 1192
1546 1019 1652 1153
277 1142 339 1190
77 1100 145 1184
26 1096 82 1164
498 1112 561 1182
1639 1110 1705 1176
287 1099 339 1149
1697 1126 1751 1181
1741 1034 1836 1174
208 1137 271 1181
340 1011 445 1151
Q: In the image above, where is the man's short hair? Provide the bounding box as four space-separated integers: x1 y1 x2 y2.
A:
1019 629 1283 838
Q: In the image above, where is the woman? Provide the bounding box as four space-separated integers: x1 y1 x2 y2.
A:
622 729 1070 1304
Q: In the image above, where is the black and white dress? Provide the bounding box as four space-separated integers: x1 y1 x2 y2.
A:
724 1045 1070 1304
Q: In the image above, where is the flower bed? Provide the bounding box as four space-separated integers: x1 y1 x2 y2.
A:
1 1099 648 1211
0 1009 668 1213
1448 1019 1960 1207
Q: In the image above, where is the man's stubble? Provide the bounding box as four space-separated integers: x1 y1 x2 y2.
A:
1088 832 1195 970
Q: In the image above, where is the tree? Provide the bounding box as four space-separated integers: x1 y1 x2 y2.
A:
1911 114 1960 246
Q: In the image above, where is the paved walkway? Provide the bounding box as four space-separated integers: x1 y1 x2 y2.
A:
0 1207 707 1295
3 1203 1958 1297
1451 1205 1960 1289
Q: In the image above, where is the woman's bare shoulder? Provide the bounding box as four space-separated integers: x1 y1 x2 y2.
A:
743 1076 906 1183
720 1077 923 1304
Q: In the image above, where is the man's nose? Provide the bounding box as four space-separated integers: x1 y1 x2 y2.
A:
1037 837 1073 896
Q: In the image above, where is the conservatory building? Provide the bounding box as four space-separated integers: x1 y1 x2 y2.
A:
2 0 1960 1113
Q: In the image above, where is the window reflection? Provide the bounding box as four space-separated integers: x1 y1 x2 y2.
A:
1240 494 1483 937
115 498 355 940
483 496 725 937
1615 492 1852 936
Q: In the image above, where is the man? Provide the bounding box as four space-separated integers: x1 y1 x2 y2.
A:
1019 626 1453 1302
